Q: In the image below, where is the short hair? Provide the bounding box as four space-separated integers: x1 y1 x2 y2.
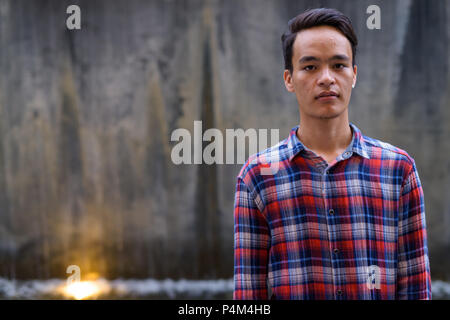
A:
281 8 358 73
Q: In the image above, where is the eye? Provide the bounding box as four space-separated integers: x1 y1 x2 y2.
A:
303 65 316 71
335 63 346 69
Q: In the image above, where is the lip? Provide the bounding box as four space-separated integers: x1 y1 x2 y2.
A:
317 95 338 101
316 91 339 100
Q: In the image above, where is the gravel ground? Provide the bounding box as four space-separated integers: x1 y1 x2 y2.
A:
0 278 448 300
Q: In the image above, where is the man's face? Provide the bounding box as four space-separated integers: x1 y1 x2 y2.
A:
284 26 357 120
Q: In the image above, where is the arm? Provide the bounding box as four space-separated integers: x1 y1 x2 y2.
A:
233 177 270 300
397 162 432 299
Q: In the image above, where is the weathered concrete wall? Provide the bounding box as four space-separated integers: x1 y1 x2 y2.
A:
0 0 449 280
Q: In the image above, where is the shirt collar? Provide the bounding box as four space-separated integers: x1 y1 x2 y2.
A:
286 122 371 162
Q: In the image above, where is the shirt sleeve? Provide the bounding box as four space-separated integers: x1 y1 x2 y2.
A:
397 162 432 299
233 177 270 300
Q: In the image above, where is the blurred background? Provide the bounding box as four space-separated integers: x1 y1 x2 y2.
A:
0 0 449 299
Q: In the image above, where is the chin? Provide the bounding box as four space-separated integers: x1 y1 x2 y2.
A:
318 114 342 120
314 107 347 120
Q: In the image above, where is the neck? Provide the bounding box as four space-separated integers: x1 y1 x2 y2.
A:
296 116 352 155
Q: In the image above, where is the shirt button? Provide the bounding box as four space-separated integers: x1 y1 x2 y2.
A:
333 248 339 254
328 209 334 215
343 151 352 159
337 289 343 296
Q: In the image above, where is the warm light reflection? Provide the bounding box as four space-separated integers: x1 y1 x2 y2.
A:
62 280 109 300
63 281 99 300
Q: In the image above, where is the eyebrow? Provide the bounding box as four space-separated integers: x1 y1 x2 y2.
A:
298 54 350 64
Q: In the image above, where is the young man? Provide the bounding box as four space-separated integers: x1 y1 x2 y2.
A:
233 8 431 300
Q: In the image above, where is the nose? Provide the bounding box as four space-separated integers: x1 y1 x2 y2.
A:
318 67 335 87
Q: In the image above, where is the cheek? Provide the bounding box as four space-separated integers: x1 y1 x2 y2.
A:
294 76 314 93
339 75 355 91
343 72 355 84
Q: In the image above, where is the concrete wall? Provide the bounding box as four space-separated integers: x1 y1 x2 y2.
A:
0 0 449 280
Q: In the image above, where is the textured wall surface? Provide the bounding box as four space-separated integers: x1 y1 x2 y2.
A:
0 0 449 281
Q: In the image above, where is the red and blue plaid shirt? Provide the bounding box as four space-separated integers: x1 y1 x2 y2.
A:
234 123 431 300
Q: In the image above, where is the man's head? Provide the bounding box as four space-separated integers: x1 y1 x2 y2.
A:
281 8 358 120
282 8 358 73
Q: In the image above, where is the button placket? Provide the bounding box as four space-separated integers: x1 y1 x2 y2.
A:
323 166 342 298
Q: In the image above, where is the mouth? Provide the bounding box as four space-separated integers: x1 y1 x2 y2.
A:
316 91 339 100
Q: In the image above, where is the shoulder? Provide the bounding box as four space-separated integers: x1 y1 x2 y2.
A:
237 137 288 186
362 134 416 172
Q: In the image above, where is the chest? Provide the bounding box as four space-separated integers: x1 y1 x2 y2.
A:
261 162 403 224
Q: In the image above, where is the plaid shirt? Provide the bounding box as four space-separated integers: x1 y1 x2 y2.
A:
233 123 431 300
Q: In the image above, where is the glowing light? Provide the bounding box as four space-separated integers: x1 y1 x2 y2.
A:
63 281 102 300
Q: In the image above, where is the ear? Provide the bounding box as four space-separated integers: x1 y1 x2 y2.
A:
283 70 295 92
352 65 357 87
